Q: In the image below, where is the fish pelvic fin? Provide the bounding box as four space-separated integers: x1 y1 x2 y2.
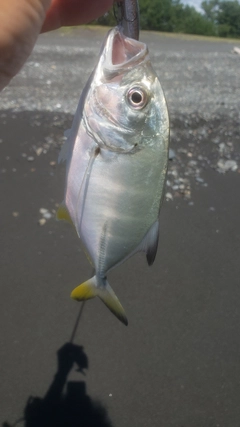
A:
71 276 128 326
56 202 74 226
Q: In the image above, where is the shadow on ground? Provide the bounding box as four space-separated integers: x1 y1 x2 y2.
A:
3 342 113 427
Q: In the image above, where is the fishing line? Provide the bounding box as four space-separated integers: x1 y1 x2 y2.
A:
69 301 85 343
69 268 95 343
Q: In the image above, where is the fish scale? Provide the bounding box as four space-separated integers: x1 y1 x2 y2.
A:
57 26 169 325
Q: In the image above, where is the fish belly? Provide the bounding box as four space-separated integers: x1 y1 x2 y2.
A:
79 145 167 275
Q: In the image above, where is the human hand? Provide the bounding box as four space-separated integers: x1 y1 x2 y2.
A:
57 343 88 376
0 0 114 91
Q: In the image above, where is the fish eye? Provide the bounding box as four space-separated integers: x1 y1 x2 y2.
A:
126 87 148 110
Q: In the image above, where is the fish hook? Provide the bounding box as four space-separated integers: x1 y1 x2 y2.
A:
113 0 140 41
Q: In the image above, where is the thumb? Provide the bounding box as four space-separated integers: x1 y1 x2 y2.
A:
0 0 51 91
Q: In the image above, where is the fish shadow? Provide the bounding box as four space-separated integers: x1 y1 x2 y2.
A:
3 342 113 427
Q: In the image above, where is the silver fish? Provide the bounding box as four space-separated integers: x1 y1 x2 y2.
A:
57 27 169 325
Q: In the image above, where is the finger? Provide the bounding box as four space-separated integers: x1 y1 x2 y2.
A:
42 0 114 33
0 0 51 90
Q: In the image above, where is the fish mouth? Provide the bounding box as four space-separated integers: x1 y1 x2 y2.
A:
104 27 148 73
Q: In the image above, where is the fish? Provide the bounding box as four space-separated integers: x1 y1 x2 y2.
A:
57 26 169 326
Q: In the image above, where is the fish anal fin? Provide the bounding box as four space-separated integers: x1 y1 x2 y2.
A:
56 203 74 226
71 276 128 326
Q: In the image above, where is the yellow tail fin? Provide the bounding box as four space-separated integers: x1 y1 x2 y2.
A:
71 276 128 326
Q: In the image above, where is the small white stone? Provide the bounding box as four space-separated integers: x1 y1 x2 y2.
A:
217 159 238 172
39 208 48 215
168 149 175 160
39 218 46 226
43 212 52 219
165 192 173 201
224 160 238 171
35 147 43 156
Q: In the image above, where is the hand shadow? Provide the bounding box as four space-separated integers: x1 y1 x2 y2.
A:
3 343 113 427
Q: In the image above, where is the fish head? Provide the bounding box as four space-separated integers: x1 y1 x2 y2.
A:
83 27 169 154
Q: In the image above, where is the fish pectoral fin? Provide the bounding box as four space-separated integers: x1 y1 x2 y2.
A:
56 202 74 226
71 276 128 326
138 220 159 266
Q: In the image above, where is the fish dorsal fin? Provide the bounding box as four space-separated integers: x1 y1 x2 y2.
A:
145 221 159 265
56 202 74 226
106 220 160 273
137 220 159 266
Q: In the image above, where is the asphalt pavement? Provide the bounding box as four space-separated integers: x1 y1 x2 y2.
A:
0 28 240 427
